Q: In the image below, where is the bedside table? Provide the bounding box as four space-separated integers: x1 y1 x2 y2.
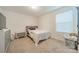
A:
15 32 27 39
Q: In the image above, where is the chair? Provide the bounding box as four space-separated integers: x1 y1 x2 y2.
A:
64 33 77 49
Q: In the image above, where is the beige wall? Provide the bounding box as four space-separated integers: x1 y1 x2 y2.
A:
1 10 38 34
38 13 56 32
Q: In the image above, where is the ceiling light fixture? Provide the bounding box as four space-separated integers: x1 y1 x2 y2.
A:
29 6 39 10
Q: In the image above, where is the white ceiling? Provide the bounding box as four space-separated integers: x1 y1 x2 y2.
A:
0 6 63 17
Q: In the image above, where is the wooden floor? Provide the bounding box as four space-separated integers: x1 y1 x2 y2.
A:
7 37 77 53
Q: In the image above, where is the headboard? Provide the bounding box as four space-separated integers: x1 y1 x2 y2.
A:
26 26 38 34
26 26 38 30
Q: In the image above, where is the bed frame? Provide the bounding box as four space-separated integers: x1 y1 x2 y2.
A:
26 26 38 35
26 26 38 44
25 26 50 46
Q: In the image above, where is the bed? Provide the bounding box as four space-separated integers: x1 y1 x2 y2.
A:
26 26 51 46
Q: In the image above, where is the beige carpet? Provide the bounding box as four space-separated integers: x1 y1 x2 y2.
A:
7 37 77 53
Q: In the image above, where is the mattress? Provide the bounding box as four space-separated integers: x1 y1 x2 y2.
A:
28 29 51 46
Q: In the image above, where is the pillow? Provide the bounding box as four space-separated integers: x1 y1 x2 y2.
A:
70 36 77 41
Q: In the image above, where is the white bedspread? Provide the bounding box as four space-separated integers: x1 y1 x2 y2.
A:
28 29 51 46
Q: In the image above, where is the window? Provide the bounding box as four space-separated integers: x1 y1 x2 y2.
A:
56 10 73 33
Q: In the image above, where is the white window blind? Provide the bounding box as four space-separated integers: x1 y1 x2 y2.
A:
56 10 73 32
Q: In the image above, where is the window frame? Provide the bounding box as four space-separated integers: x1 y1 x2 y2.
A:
55 7 77 33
